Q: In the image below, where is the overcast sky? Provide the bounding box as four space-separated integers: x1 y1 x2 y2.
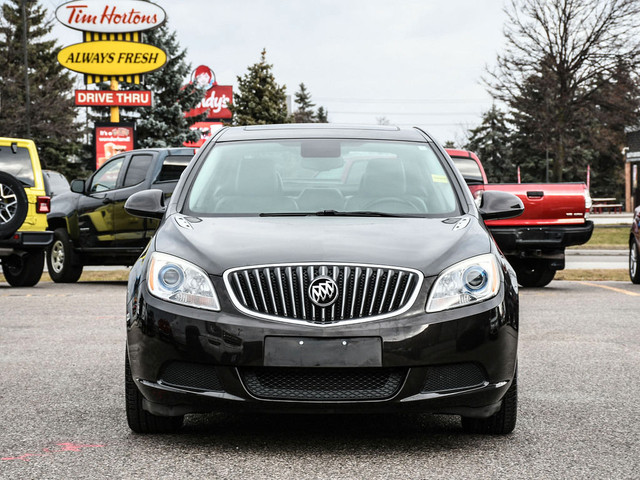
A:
45 0 509 144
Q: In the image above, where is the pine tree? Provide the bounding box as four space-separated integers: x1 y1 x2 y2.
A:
316 106 328 123
465 106 515 183
91 23 205 148
231 49 289 125
0 0 83 178
292 83 316 123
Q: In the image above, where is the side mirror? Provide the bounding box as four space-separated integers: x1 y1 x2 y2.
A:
125 189 166 219
70 179 86 194
478 190 524 220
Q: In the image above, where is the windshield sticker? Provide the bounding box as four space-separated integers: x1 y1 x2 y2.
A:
431 174 448 183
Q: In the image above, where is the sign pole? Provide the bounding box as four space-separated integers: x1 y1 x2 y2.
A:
110 79 120 123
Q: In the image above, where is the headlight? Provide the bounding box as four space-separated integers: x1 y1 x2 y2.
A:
147 252 220 311
426 254 501 312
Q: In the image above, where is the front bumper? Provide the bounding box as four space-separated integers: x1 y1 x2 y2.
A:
126 277 518 418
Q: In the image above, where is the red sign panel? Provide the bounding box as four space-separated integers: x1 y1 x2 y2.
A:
186 85 233 119
183 122 224 148
76 90 152 107
95 123 135 169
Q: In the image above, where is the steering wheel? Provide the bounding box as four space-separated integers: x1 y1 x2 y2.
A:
362 197 421 213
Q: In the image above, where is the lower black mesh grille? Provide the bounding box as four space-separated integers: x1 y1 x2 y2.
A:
421 363 486 393
159 361 224 392
240 368 406 401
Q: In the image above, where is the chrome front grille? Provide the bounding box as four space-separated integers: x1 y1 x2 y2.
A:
224 263 422 325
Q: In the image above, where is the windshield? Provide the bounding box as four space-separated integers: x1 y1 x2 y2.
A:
186 139 460 216
0 145 35 187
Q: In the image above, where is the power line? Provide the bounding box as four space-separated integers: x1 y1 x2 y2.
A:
316 97 490 104
329 111 481 116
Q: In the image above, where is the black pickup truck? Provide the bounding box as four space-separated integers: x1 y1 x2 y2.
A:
46 147 194 282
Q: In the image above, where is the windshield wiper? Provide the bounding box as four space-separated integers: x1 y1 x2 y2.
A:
260 210 409 218
314 210 406 217
259 212 308 217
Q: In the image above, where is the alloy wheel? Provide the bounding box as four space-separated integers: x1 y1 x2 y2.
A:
50 240 66 273
0 183 18 225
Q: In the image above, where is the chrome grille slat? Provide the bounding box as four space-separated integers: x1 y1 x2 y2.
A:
297 267 306 320
390 271 403 312
254 269 268 313
286 267 297 318
369 268 382 316
225 263 422 326
264 268 278 316
275 267 287 317
243 270 258 310
331 266 338 321
350 267 361 318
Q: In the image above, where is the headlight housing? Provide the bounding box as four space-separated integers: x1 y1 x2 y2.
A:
147 252 220 311
426 254 501 312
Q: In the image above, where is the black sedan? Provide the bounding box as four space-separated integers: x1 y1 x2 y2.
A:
124 125 523 434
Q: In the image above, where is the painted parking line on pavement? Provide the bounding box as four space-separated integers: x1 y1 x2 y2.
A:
581 281 640 296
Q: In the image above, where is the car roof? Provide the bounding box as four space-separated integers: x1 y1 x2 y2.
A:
215 124 434 143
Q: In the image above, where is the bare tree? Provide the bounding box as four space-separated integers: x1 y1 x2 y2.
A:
487 0 640 181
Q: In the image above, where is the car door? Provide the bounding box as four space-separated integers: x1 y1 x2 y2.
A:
113 153 154 248
76 155 126 249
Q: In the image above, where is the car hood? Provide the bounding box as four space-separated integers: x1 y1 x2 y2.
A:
153 215 492 277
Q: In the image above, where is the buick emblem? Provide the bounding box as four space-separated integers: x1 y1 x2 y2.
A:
308 276 339 308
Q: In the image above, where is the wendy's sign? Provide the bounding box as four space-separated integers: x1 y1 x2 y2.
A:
185 66 233 120
56 0 166 33
186 86 233 119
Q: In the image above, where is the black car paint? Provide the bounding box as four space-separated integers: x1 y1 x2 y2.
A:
125 125 520 422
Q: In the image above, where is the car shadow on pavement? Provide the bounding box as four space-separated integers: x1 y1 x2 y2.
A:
133 412 490 453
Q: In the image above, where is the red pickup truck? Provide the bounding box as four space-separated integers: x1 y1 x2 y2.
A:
446 148 594 287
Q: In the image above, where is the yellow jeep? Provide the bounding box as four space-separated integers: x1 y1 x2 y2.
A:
0 137 54 286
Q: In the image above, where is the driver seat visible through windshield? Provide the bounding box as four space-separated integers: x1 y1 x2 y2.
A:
344 158 427 213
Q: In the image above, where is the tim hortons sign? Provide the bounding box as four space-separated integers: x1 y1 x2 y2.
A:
56 0 166 33
58 40 167 76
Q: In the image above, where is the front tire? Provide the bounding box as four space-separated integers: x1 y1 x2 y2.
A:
511 258 556 288
125 350 184 434
2 250 45 287
46 228 83 283
461 370 518 435
630 241 640 284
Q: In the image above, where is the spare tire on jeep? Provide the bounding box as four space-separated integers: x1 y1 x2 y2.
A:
0 171 28 240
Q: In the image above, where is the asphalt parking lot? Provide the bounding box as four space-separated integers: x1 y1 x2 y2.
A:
0 279 638 479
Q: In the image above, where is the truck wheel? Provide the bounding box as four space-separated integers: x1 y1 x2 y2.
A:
0 171 28 240
511 259 556 288
125 350 184 434
461 370 517 435
630 242 640 284
46 228 83 283
1 250 45 287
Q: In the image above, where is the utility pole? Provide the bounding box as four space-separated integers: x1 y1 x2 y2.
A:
21 0 31 137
